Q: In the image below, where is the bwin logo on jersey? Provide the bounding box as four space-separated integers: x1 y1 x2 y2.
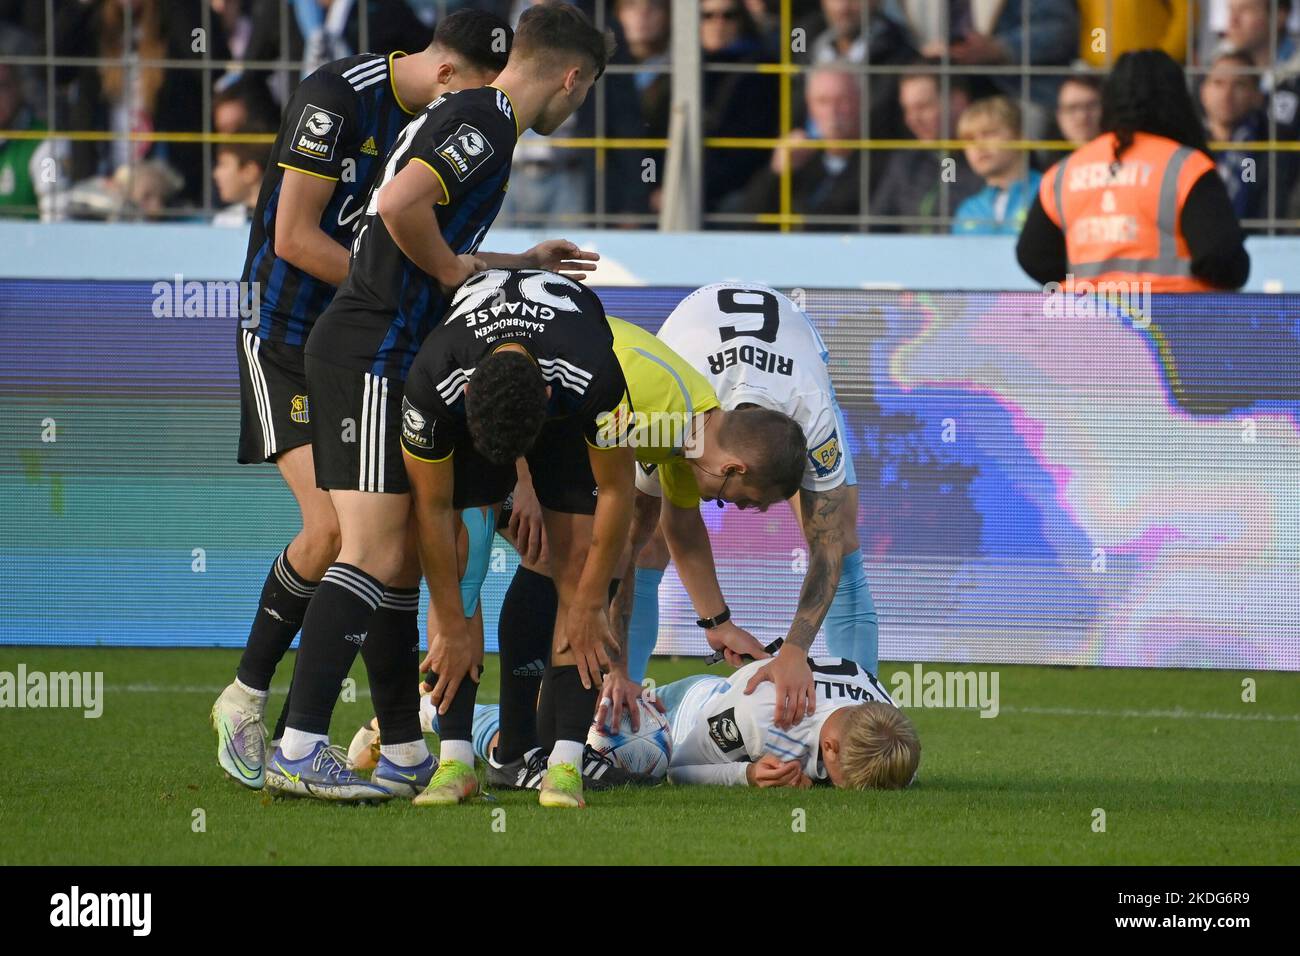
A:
402 404 431 447
305 111 333 136
707 708 745 754
290 104 344 162
436 123 495 181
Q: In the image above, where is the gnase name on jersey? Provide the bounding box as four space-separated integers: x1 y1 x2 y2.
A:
462 300 559 327
707 343 795 377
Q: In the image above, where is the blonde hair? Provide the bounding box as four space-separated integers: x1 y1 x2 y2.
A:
957 95 1022 138
839 702 920 790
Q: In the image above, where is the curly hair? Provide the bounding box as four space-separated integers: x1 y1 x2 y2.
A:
465 350 548 465
1101 50 1209 163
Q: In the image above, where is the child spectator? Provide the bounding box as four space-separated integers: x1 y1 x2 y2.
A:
212 137 272 228
952 96 1041 234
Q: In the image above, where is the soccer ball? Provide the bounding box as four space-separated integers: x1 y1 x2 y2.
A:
586 698 672 779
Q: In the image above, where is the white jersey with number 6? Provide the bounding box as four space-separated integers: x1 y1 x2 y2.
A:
666 656 896 786
645 282 848 494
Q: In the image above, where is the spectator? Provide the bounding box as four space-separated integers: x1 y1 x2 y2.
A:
733 64 865 228
869 67 980 231
212 136 272 228
1074 0 1192 66
605 0 672 218
59 0 230 207
110 157 184 220
952 96 1042 234
794 0 916 147
904 0 1079 132
700 0 780 213
213 75 281 135
804 0 914 64
1055 73 1104 145
1221 0 1295 83
0 34 62 220
244 0 433 80
1042 71 1103 166
1201 51 1281 225
1017 50 1250 291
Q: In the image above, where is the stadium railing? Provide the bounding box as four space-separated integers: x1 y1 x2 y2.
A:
3 0 1299 232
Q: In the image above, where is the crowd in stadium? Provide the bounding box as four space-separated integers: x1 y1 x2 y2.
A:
0 0 1298 231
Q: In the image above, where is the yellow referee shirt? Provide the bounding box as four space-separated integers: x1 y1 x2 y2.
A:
593 316 720 509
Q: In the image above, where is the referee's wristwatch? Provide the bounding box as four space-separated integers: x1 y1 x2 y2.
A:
696 606 731 630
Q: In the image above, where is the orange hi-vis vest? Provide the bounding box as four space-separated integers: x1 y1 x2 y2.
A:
1039 131 1217 292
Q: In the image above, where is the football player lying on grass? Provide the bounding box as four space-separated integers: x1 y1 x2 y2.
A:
350 653 920 790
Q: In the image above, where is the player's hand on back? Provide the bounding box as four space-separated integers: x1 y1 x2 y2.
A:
527 239 599 281
746 754 809 789
440 254 487 295
596 668 664 734
706 620 770 667
421 619 481 715
744 646 816 730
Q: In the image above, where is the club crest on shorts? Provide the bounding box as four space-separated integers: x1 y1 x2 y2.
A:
809 429 842 477
289 394 310 424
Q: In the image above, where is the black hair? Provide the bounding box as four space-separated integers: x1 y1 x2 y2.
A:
465 350 548 465
1059 72 1104 95
899 57 973 100
719 407 806 501
430 8 513 74
1101 49 1209 161
512 1 616 80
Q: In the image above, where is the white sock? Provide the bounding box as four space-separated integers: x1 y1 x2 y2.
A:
380 739 430 767
233 678 268 708
280 728 327 760
440 739 475 767
550 739 584 769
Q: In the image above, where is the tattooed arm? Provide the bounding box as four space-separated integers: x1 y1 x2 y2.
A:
741 483 850 728
785 483 850 653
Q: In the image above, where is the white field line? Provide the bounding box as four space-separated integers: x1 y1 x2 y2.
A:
997 704 1299 723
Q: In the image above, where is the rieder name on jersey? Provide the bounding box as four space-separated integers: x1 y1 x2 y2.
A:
707 343 795 377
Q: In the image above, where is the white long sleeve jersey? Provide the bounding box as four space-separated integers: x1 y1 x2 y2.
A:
644 281 849 494
666 657 896 786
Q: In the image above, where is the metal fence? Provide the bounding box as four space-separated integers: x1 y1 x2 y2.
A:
1 0 1297 232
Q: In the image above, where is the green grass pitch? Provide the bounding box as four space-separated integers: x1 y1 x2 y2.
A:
1 648 1296 865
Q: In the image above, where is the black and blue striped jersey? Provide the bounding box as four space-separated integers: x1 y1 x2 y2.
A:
241 52 420 347
305 86 518 381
